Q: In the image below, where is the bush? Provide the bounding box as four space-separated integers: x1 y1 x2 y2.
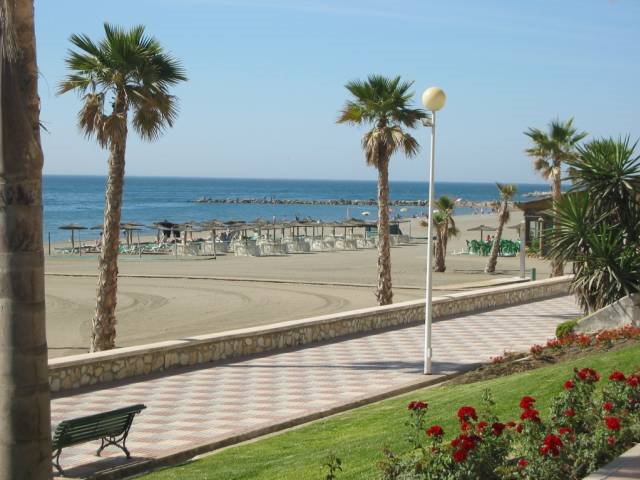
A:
555 320 579 339
375 367 640 480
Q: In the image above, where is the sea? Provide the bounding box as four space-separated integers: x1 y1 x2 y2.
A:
44 176 549 242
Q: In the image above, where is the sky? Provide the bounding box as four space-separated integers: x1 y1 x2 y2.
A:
35 0 640 183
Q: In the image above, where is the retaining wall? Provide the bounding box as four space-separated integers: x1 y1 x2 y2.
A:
49 276 572 393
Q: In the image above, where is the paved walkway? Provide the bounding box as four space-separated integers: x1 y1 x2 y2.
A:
51 295 580 479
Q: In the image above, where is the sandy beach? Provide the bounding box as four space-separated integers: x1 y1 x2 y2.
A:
45 211 553 357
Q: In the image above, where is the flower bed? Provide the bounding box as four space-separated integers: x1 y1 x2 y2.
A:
376 364 640 479
450 325 640 386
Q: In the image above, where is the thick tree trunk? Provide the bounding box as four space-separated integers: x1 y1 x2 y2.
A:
550 164 564 277
90 97 127 352
485 200 507 273
0 0 52 478
434 228 446 272
376 160 392 305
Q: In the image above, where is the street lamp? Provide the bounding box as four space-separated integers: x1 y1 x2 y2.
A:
421 87 446 375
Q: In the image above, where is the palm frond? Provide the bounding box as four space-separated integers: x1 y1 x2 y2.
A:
59 23 187 147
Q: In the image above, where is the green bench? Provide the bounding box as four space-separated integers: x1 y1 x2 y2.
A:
52 404 146 475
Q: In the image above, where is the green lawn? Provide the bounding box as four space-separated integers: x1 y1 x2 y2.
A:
142 344 640 480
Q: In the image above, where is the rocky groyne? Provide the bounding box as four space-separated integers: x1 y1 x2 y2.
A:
192 197 500 209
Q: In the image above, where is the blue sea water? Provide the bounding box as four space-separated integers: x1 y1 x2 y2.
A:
43 176 549 242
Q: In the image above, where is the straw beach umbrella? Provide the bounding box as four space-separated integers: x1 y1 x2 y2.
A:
58 223 87 251
467 224 496 241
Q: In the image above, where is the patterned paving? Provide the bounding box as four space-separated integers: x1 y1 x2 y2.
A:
51 296 580 478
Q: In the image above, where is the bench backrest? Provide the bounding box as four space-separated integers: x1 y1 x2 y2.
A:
52 404 146 450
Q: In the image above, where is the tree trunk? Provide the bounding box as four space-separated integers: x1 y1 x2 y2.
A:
434 227 446 272
90 94 128 352
550 163 564 277
0 0 52 478
485 200 507 273
376 159 392 305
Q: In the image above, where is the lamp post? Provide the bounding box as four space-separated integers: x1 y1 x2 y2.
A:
421 87 446 375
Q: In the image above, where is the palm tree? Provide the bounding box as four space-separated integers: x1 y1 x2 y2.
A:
485 183 517 273
59 24 186 351
432 196 457 272
337 75 425 305
0 0 51 477
550 137 640 313
524 118 587 276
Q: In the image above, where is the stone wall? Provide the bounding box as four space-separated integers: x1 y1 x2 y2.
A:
49 276 572 393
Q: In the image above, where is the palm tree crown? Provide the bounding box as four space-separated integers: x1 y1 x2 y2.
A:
525 117 587 181
58 23 187 145
337 75 426 168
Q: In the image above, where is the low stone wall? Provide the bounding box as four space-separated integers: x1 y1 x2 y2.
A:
49 276 572 393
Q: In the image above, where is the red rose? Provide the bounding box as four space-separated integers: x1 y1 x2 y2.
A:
408 401 428 411
564 409 576 417
559 426 572 435
476 421 488 433
519 396 536 409
518 458 528 469
460 421 471 431
605 416 621 431
457 406 477 422
607 435 616 445
530 344 543 355
577 368 600 383
520 408 541 423
609 371 626 382
626 375 640 388
540 434 563 456
564 380 574 390
492 422 506 436
453 449 467 462
603 401 614 412
426 425 444 437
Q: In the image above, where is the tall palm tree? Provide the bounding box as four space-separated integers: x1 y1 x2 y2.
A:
485 183 517 273
433 196 457 272
59 24 186 351
524 118 587 276
337 75 425 305
0 0 51 477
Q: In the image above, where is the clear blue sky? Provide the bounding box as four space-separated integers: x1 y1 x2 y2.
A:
35 0 639 183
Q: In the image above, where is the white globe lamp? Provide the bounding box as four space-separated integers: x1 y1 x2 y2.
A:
422 87 446 112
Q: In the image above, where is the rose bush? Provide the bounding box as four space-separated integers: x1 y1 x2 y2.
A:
377 366 640 480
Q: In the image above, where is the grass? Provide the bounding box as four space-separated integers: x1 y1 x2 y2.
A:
141 343 640 480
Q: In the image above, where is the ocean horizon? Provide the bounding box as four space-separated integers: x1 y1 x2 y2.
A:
44 175 550 242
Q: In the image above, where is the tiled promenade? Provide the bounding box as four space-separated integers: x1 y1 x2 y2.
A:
51 295 580 478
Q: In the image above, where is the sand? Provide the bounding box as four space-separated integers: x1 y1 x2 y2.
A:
45 211 554 357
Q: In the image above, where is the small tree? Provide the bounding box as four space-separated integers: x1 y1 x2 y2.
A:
485 183 517 273
433 196 457 272
550 137 640 313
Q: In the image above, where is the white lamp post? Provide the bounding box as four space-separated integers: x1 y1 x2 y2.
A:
421 87 446 375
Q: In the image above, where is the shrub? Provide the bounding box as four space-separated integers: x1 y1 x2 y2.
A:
376 367 640 480
555 320 579 339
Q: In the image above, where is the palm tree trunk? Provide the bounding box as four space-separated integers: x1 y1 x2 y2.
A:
485 201 507 273
434 228 446 272
550 164 564 277
91 95 128 352
376 159 392 305
0 0 52 477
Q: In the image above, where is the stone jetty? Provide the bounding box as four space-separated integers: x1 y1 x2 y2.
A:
192 197 498 209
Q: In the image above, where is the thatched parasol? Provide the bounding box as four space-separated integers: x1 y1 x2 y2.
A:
58 223 87 250
467 224 496 241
